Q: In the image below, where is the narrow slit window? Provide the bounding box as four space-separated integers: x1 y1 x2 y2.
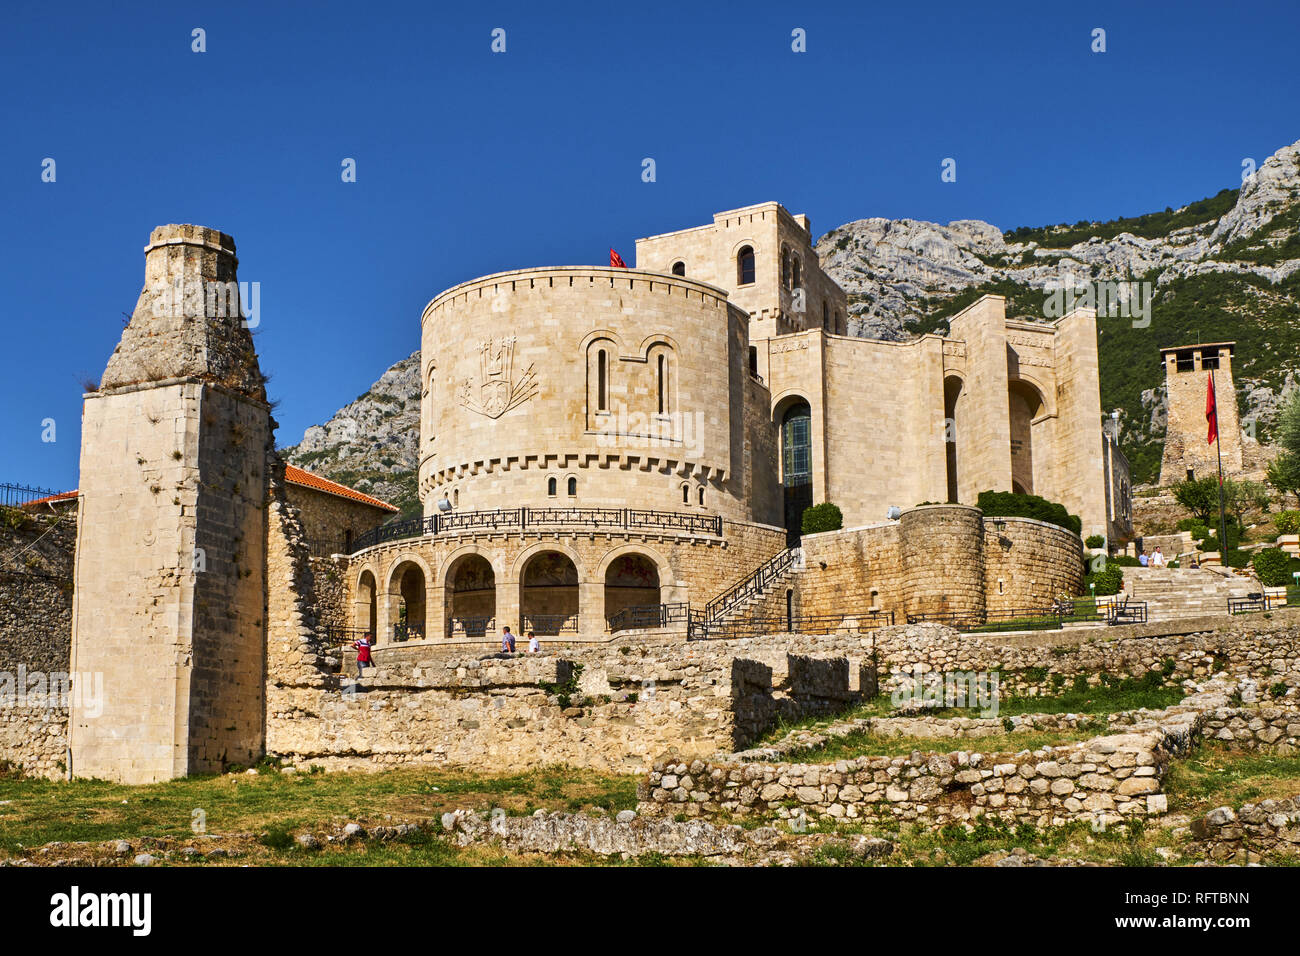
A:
657 354 667 414
597 350 608 411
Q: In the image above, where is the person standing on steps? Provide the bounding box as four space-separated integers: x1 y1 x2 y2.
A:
528 630 539 654
501 624 516 654
352 633 373 680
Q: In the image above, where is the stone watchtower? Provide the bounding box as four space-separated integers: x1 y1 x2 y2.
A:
69 225 270 784
1158 342 1244 485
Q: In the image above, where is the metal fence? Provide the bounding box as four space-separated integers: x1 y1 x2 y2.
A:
0 483 58 508
905 601 1146 631
704 548 796 621
521 613 579 636
690 609 894 641
606 602 691 632
348 507 723 554
1228 592 1291 615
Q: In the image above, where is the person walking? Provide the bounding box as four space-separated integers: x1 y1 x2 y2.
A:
1139 551 1149 567
1152 547 1164 567
528 630 539 654
501 625 513 653
352 634 373 680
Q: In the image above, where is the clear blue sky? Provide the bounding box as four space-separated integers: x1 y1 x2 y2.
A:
3 0 1297 491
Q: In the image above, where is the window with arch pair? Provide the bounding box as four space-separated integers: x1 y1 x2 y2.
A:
681 483 705 506
548 477 577 497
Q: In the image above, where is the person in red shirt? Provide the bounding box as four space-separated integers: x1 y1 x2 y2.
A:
352 634 373 679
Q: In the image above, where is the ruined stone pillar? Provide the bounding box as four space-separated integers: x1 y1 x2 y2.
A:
69 225 270 784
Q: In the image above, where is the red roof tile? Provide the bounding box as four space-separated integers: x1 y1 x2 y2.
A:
19 470 398 514
283 465 399 512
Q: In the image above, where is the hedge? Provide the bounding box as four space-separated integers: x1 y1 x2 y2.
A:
976 490 1082 535
1253 548 1293 586
1275 510 1300 536
802 502 843 535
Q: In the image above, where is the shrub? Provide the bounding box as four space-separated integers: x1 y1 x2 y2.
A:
976 490 1081 535
1254 548 1291 586
1084 534 1105 549
1275 510 1300 536
802 502 843 534
1084 564 1123 596
1172 476 1221 523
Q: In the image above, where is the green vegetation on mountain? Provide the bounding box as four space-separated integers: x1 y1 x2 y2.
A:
1004 188 1239 247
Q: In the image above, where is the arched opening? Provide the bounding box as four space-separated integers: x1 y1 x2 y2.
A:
445 554 495 638
671 260 685 276
944 375 963 503
657 353 667 414
356 570 377 638
603 553 661 628
681 483 690 504
697 486 705 507
780 399 813 545
737 246 755 285
780 246 791 289
390 561 426 642
520 551 579 636
791 256 801 291
597 349 609 411
1008 380 1045 496
547 476 557 497
567 476 577 497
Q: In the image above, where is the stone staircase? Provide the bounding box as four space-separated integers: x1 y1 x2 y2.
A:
696 547 803 634
1122 565 1261 621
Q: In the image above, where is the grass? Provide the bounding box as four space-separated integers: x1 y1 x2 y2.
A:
1162 742 1300 819
781 727 1103 763
0 764 637 856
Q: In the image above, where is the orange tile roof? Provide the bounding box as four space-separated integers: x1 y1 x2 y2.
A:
21 490 79 509
19 470 398 514
283 465 399 512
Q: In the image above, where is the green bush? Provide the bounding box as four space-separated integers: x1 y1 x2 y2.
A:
1254 548 1292 586
976 490 1082 535
1084 564 1124 596
801 502 843 535
1084 534 1105 549
1176 517 1210 538
1109 555 1141 567
1275 510 1300 536
1172 476 1222 523
1199 525 1242 551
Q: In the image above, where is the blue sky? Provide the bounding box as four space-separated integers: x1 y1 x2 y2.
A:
3 0 1298 491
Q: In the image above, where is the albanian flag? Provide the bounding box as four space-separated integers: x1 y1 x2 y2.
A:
1206 372 1218 445
610 249 628 268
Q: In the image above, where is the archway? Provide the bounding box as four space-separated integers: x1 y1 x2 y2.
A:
944 375 963 503
520 551 579 636
356 570 377 638
445 554 495 638
603 553 661 628
778 398 813 545
390 560 427 642
1008 380 1045 496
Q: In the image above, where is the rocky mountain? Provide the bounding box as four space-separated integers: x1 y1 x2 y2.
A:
280 351 421 514
282 138 1300 504
817 138 1300 482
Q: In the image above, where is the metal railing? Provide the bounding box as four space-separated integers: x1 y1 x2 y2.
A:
348 507 723 554
446 616 497 638
1228 593 1289 615
0 483 58 508
704 548 796 622
905 601 1147 631
320 625 373 647
392 623 425 642
521 613 579 636
690 609 894 641
606 602 691 632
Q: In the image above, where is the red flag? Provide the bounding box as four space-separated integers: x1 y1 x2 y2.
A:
609 249 628 268
1206 372 1218 445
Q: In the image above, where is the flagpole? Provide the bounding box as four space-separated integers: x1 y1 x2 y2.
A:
1212 368 1229 567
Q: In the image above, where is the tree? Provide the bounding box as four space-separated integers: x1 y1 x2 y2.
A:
1222 479 1270 526
1172 476 1221 523
1268 389 1300 503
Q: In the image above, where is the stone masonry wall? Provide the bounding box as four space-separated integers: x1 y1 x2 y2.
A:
0 509 76 675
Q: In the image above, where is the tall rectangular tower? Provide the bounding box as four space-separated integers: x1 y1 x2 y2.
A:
1158 343 1243 485
69 225 270 784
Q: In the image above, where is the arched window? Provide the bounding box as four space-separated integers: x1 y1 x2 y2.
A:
791 257 801 290
657 354 668 415
567 476 577 497
698 486 705 506
780 247 791 289
781 400 813 545
671 261 685 276
597 349 608 411
682 483 690 504
822 301 829 328
737 246 755 285
453 488 459 506
547 477 557 497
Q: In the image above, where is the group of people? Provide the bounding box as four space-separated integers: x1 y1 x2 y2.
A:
1138 547 1165 567
348 625 543 680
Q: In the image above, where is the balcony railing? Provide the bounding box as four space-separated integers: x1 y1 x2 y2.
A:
349 507 723 554
521 613 579 636
606 602 691 632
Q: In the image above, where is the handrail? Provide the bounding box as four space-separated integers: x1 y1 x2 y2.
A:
704 548 795 622
348 507 723 554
